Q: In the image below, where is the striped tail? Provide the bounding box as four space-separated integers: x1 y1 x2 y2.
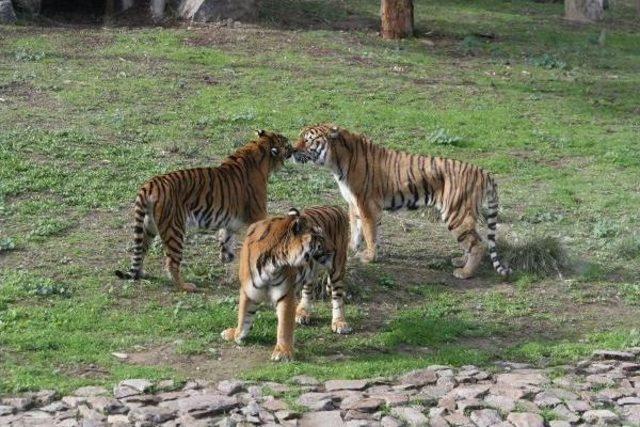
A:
485 182 512 276
115 193 149 280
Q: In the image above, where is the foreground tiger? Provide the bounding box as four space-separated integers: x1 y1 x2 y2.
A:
115 130 293 292
221 206 350 361
293 124 511 279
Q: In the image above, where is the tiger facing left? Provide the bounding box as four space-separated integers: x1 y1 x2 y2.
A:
115 130 293 292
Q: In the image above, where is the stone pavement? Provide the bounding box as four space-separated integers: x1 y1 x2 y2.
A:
1 349 640 426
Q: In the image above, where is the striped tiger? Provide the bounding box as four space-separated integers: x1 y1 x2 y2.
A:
114 130 293 292
292 124 512 279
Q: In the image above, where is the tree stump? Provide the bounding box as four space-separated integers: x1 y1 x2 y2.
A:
565 0 604 22
0 0 17 23
381 0 414 39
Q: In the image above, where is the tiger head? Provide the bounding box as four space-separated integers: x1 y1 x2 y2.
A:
292 124 341 168
277 208 326 267
255 130 294 170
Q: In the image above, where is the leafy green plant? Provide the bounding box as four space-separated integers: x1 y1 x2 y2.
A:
528 53 566 70
0 238 16 253
428 128 462 146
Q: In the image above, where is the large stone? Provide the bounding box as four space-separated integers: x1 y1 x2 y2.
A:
0 406 14 416
299 410 344 427
86 396 128 415
28 390 58 406
128 406 177 424
496 372 548 387
291 375 320 386
624 405 640 424
380 415 403 427
470 409 503 427
73 386 108 397
217 379 245 395
582 409 619 424
450 384 490 400
262 398 288 411
119 379 153 393
506 412 545 427
297 392 337 411
551 404 580 423
167 394 239 418
390 406 428 426
566 399 591 412
593 350 636 361
1 397 33 412
176 0 258 23
397 369 438 387
619 396 640 405
0 0 17 23
368 392 410 407
325 380 368 391
484 394 516 412
444 412 473 426
533 391 562 408
343 398 384 413
39 401 68 413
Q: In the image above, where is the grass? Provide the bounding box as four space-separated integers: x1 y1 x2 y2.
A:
1 0 639 394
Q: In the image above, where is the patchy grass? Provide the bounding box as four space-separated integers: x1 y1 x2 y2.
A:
1 0 639 394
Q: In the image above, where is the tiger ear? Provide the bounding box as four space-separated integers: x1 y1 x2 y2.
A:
271 147 279 156
329 126 340 139
287 208 300 217
291 216 307 235
257 130 266 137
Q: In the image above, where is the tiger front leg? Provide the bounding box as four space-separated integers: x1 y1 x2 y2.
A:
348 206 363 252
358 207 380 264
329 278 352 334
161 222 197 292
451 218 484 279
218 228 236 263
295 281 314 326
272 290 296 362
221 290 257 345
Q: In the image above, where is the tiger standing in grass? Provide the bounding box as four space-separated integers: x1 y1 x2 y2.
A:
221 206 351 361
292 124 511 279
115 130 293 292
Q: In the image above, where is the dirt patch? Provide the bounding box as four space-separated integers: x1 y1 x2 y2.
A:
128 343 269 382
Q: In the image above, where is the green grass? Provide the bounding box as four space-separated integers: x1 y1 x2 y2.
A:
1 0 639 394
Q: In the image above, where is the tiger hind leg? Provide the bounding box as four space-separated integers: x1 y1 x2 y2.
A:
451 218 484 279
160 219 197 293
218 228 236 263
222 290 258 345
451 254 467 268
115 210 156 280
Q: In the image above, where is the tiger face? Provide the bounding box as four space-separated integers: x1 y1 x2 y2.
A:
257 130 294 169
292 124 339 166
282 208 325 267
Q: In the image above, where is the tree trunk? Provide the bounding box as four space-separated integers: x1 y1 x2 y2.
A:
381 0 414 39
637 0 640 16
565 0 604 22
0 0 17 23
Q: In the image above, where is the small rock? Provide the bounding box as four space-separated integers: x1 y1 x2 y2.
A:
343 398 384 413
582 409 619 424
128 406 177 424
619 396 640 405
120 378 152 393
160 393 239 418
397 369 438 387
1 397 32 412
566 399 590 412
86 396 128 415
275 409 299 421
111 352 129 360
506 412 545 427
533 391 562 408
470 409 502 427
156 379 176 391
368 392 410 407
551 404 580 423
107 414 130 425
73 386 108 397
457 398 485 413
113 386 139 399
624 405 640 424
299 410 344 426
585 374 615 387
380 415 402 427
291 375 320 386
29 390 58 406
444 412 473 426
263 398 288 411
0 405 14 416
217 379 245 395
40 401 68 413
183 379 210 390
429 414 450 427
121 393 159 405
549 421 571 427
62 396 87 408
593 350 635 361
450 384 490 400
484 394 516 413
390 406 428 426
325 380 368 391
621 362 640 372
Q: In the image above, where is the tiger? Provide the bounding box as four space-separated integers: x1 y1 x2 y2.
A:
292 124 512 280
114 130 293 292
221 206 350 362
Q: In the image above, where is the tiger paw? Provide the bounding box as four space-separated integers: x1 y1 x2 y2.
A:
221 328 244 345
219 251 235 264
332 320 352 335
271 344 293 362
453 268 473 280
295 308 312 326
181 283 198 293
451 256 466 268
